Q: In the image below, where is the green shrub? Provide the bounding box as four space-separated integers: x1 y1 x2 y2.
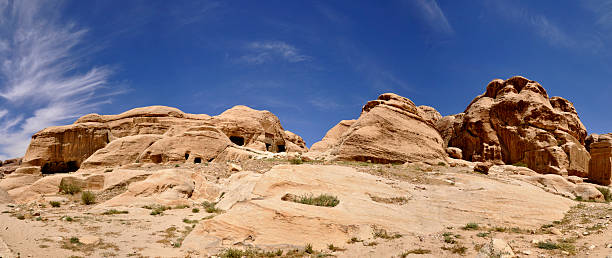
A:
462 223 479 230
401 249 431 256
537 241 558 250
59 182 81 195
49 201 61 207
150 206 170 216
285 193 340 207
372 227 402 239
173 204 190 209
477 232 490 237
102 209 128 215
596 187 611 202
512 162 528 167
437 162 447 166
327 244 345 252
81 191 96 205
289 158 303 165
64 216 73 222
192 208 200 213
182 218 198 224
202 201 222 213
70 237 80 244
16 214 25 220
304 243 314 254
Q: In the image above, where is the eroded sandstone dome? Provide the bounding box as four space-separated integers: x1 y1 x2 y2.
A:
437 76 590 176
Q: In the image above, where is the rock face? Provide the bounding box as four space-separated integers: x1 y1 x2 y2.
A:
309 120 356 153
440 76 590 176
588 135 612 185
307 93 446 163
20 105 307 172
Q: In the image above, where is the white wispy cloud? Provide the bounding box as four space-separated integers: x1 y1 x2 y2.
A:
489 1 606 51
0 1 120 159
411 0 454 36
238 41 311 64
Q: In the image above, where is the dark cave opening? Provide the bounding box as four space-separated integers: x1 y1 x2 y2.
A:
230 136 245 146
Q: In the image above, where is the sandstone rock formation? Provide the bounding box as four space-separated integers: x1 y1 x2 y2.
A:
0 158 22 176
587 134 612 185
439 76 590 176
417 105 442 125
308 120 356 153
307 93 446 163
20 105 307 172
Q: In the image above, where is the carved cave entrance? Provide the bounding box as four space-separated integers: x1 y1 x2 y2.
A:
41 161 79 174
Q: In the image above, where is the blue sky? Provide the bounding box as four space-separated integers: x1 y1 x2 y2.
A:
0 0 611 159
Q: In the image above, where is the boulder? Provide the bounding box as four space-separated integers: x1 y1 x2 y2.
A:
14 166 41 175
446 147 463 159
474 162 493 174
442 76 589 176
308 93 446 163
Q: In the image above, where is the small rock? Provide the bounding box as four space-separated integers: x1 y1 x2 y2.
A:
562 251 570 255
583 231 590 236
549 227 562 235
522 250 532 255
446 147 463 159
474 162 493 174
566 176 583 184
589 245 596 250
229 163 242 172
477 238 514 258
607 243 612 248
79 235 100 245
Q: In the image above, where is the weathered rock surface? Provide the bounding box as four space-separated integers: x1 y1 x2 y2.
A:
101 169 207 207
441 76 590 176
182 164 574 254
417 105 442 125
307 93 446 163
477 238 515 258
589 139 612 186
81 135 164 169
22 123 111 173
524 174 605 201
308 120 356 153
210 105 295 153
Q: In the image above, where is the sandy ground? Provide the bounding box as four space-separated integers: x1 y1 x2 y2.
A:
0 161 610 258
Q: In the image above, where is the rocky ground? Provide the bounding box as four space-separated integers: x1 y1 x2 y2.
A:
0 159 610 258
